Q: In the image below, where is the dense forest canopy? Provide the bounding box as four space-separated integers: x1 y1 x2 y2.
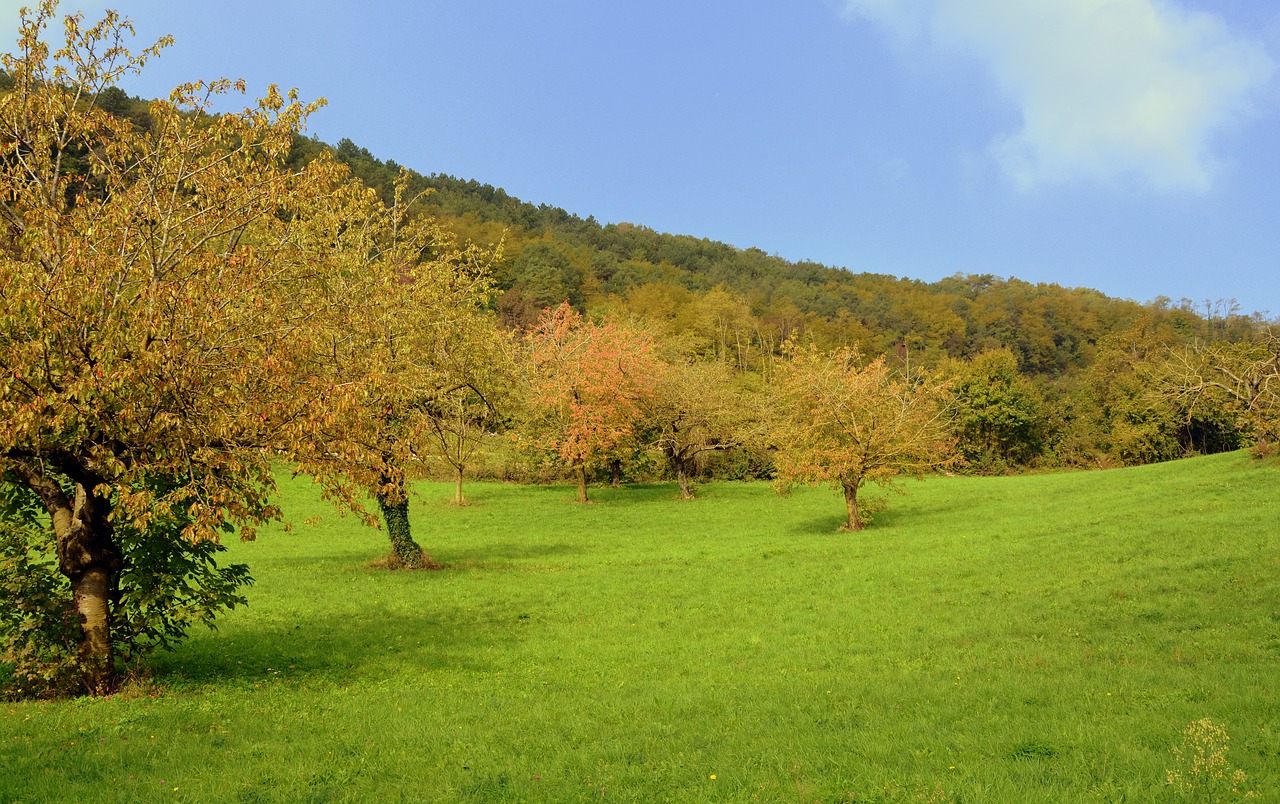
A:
37 80 1266 364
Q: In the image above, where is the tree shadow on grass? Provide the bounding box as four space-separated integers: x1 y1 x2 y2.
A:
146 602 522 690
511 482 684 506
789 505 918 536
437 540 584 566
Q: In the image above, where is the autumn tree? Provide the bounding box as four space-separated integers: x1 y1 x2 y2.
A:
1164 329 1280 457
417 320 515 508
422 379 505 507
521 304 657 503
647 359 768 499
284 170 509 568
1051 316 1239 466
0 4 375 692
774 344 957 531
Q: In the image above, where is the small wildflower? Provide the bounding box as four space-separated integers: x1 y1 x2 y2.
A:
710 774 717 780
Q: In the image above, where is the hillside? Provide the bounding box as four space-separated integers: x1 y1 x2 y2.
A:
48 82 1264 375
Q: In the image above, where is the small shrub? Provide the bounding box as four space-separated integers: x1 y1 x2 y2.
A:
1 480 253 699
110 516 254 664
0 516 83 700
703 445 775 481
856 494 888 527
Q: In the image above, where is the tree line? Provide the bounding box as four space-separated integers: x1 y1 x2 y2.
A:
2 2 1277 700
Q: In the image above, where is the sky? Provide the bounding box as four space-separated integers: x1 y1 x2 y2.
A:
4 0 1279 316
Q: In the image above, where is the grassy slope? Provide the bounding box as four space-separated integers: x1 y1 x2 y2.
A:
2 452 1278 802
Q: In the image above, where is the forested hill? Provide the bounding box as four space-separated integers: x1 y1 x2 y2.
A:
73 84 1264 380
305 135 1267 376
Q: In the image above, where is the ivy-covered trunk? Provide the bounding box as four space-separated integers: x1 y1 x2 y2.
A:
376 479 431 569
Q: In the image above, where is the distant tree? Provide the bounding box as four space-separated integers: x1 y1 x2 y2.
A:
774 344 957 531
420 328 516 507
521 305 658 503
423 387 499 506
647 360 767 499
92 85 132 115
690 285 756 368
505 241 585 309
946 347 1049 471
1164 329 1280 457
1060 317 1243 467
1056 323 1182 466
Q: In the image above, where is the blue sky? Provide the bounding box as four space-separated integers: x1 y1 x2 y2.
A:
5 0 1279 316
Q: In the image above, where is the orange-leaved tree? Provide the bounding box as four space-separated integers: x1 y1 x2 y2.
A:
0 3 379 693
521 304 658 503
774 343 957 531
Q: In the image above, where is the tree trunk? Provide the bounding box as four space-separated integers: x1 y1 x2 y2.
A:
841 478 864 531
576 463 589 503
454 434 468 505
609 459 622 488
676 465 694 500
12 462 123 694
376 486 431 569
666 447 695 500
71 566 115 695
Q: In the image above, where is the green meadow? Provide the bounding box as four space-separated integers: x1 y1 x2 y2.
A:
2 451 1278 802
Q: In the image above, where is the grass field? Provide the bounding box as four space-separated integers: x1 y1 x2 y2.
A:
2 451 1278 801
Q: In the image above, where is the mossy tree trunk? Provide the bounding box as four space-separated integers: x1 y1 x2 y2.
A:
575 463 589 503
376 477 433 569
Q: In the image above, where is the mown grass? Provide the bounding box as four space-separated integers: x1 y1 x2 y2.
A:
2 451 1278 801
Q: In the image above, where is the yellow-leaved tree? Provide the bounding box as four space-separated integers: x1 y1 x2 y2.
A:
774 343 958 531
0 3 444 693
291 173 510 566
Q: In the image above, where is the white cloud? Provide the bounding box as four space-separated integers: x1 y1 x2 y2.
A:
841 0 1274 191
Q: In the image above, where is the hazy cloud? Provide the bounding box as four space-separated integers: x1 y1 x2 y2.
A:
841 0 1274 191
